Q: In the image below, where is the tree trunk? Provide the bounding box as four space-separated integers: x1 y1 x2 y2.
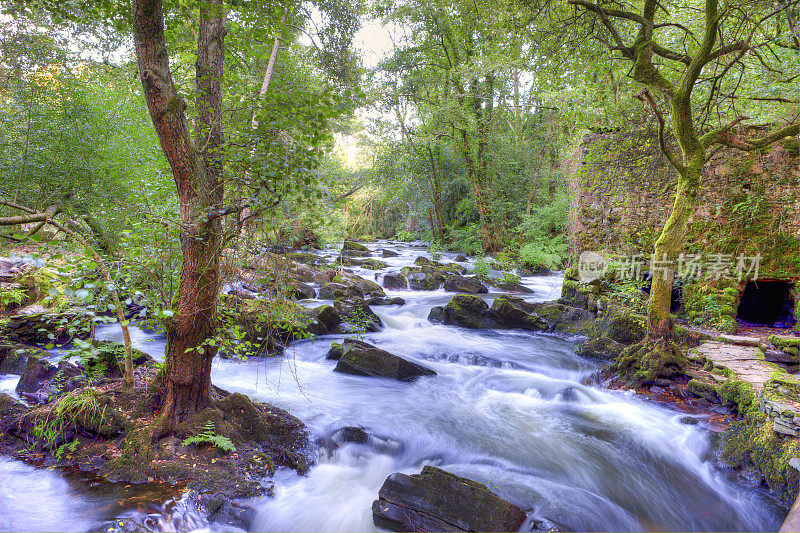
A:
646 160 701 341
132 0 226 433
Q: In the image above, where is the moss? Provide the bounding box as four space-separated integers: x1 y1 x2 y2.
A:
615 340 688 385
716 378 758 414
687 379 721 403
722 413 800 506
681 281 739 333
766 372 800 402
587 304 646 345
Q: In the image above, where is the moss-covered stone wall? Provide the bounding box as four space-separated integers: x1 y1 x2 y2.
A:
569 124 800 280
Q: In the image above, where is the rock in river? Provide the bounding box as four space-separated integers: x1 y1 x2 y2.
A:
372 465 527 532
442 275 488 294
382 273 408 290
428 294 496 329
333 340 436 381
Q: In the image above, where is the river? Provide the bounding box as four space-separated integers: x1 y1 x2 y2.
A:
0 241 785 532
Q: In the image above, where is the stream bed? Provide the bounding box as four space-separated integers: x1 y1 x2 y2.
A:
0 241 786 532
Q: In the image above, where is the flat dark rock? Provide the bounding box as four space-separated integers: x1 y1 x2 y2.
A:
333 341 435 381
372 465 527 532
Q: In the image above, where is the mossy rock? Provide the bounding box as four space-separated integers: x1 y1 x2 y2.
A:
401 267 447 291
489 297 548 331
333 298 383 333
588 305 646 345
430 295 496 329
285 252 328 266
770 335 800 361
175 393 311 473
524 301 592 334
722 414 800 507
343 240 370 252
332 272 386 298
0 391 29 436
442 276 488 294
15 352 56 394
86 340 153 378
319 282 363 300
0 344 50 375
315 305 341 332
687 379 721 403
766 372 800 402
334 256 389 270
615 340 688 385
576 337 625 360
559 279 591 309
333 341 436 381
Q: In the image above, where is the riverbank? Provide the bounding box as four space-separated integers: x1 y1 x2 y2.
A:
0 241 790 531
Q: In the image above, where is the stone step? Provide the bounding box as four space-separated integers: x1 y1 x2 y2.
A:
718 334 761 347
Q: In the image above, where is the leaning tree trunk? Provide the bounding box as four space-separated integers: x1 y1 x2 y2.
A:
646 163 701 341
132 0 226 434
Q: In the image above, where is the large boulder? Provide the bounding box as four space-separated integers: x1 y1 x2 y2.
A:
334 256 389 270
319 283 363 300
315 305 341 332
576 336 625 360
285 252 328 266
15 353 56 394
428 295 496 329
414 257 441 267
492 280 534 293
403 267 446 291
523 301 592 334
0 392 28 436
341 248 372 258
325 338 375 360
292 283 316 300
587 305 646 345
333 272 386 298
15 355 83 401
85 340 154 378
381 249 399 258
0 344 50 375
333 341 435 381
443 276 488 294
343 240 370 252
490 297 549 331
382 273 407 290
372 466 527 532
334 298 383 333
367 296 405 306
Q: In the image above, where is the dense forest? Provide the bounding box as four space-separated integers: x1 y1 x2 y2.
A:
0 0 799 532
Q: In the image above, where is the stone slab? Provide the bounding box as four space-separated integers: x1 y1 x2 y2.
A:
718 334 761 347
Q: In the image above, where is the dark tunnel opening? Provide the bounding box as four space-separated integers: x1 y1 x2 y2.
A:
736 280 796 328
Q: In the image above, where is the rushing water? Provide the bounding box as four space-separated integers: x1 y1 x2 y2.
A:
0 241 785 532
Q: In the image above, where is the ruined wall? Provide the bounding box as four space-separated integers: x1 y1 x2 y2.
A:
569 124 800 280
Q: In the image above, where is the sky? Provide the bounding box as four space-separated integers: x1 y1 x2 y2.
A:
353 17 397 70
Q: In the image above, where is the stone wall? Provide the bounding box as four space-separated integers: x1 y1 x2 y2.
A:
568 124 800 279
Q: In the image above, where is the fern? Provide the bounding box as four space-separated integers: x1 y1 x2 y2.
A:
182 421 236 453
0 288 27 310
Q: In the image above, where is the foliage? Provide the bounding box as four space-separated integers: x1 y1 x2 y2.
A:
31 388 104 450
182 421 236 453
0 288 26 310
